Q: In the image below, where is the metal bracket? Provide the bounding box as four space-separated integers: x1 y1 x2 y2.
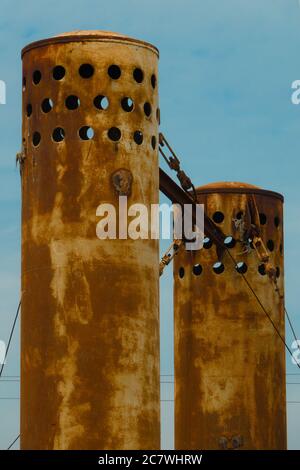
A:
16 143 27 175
111 168 133 196
159 239 184 276
219 435 244 450
159 132 197 201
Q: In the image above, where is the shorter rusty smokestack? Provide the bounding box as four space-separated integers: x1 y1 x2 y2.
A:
174 182 286 450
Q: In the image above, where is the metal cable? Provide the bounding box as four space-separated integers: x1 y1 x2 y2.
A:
0 301 21 378
0 380 19 383
0 398 19 400
285 307 299 348
162 382 300 385
161 400 300 403
225 248 300 368
7 434 20 450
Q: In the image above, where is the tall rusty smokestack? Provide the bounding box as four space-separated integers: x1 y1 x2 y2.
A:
174 182 286 450
21 31 160 449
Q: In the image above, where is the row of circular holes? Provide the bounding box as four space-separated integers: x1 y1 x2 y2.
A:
26 95 157 119
178 263 281 277
205 236 279 253
31 127 157 148
212 210 280 228
24 65 157 89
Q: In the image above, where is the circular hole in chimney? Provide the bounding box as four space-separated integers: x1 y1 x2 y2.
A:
203 237 213 249
79 126 94 141
108 127 121 142
193 264 202 276
274 216 280 228
52 127 65 142
248 238 254 249
53 65 65 80
108 64 121 80
236 262 247 274
144 102 152 117
267 239 274 252
26 104 32 117
133 68 144 83
65 95 80 110
224 236 236 248
276 266 280 278
121 97 134 112
33 70 42 85
258 264 266 276
236 211 243 220
156 108 161 124
179 267 185 279
41 98 53 113
151 136 156 150
151 74 157 89
94 95 109 110
79 64 94 79
259 213 267 225
133 130 143 145
213 262 225 274
32 132 41 147
213 211 224 224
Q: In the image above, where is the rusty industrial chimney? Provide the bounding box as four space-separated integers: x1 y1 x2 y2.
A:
174 182 286 450
20 31 160 449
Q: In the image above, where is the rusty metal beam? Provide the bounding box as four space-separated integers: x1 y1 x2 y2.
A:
159 167 225 247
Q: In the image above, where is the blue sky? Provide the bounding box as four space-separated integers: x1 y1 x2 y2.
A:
1 0 300 450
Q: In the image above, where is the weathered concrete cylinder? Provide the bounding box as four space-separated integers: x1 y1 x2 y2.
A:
21 31 160 450
174 182 286 450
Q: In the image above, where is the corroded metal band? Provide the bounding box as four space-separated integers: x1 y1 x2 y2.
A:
22 33 159 58
196 186 284 202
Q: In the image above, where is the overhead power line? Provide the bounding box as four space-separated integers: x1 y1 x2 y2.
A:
0 398 19 400
224 248 300 369
7 434 19 450
0 301 21 379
